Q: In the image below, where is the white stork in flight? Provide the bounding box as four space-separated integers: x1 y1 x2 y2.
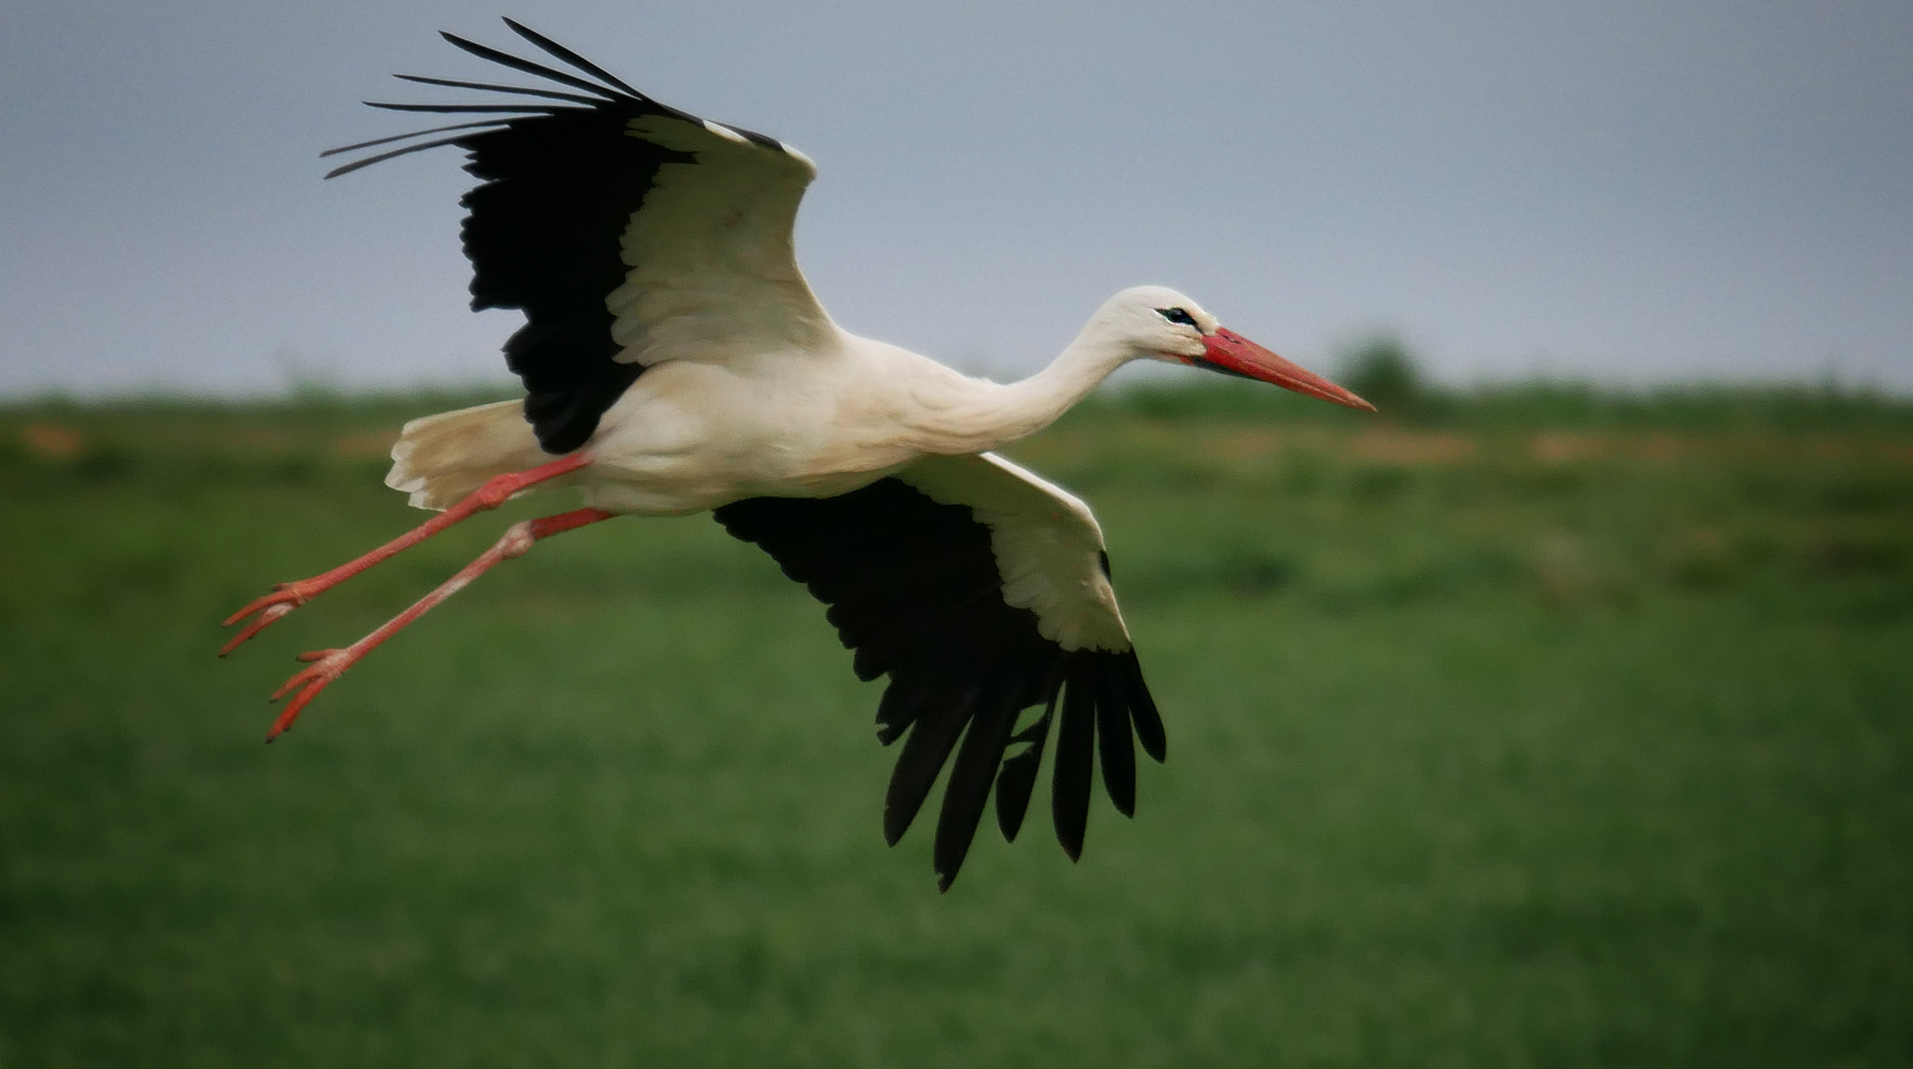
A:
222 20 1373 890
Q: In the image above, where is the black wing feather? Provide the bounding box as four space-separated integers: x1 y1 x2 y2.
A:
1051 657 1099 862
321 120 515 159
883 679 978 846
713 478 1163 888
933 686 1022 889
392 74 608 106
874 662 941 746
323 136 492 180
324 23 737 453
438 30 633 101
362 102 569 115
994 696 1058 843
1096 665 1137 817
503 18 649 99
1122 651 1167 763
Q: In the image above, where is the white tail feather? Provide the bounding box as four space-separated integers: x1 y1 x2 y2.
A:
384 400 547 510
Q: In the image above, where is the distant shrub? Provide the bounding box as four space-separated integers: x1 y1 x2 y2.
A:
74 443 136 482
1338 337 1424 416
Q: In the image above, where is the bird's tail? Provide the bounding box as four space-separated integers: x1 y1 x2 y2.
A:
384 399 548 510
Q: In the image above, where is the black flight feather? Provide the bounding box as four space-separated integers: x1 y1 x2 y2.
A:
392 74 607 106
1051 656 1099 861
883 682 979 846
323 136 484 179
438 31 632 101
934 687 1021 890
1123 651 1167 763
1096 666 1137 817
875 671 937 746
995 687 1060 842
503 17 648 99
321 119 514 159
363 102 562 114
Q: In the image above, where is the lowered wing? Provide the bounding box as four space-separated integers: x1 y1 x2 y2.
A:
714 453 1165 890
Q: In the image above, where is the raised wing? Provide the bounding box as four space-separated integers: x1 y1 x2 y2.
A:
322 19 832 454
712 453 1165 890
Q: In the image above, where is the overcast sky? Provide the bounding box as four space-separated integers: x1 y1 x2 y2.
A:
3 0 1908 397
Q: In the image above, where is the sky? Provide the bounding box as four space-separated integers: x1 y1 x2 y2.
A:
2 0 1909 397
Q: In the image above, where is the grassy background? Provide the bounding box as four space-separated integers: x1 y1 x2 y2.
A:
3 378 1911 1067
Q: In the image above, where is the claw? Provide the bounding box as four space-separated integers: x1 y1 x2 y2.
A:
220 600 299 656
264 648 351 740
223 582 311 626
220 584 315 656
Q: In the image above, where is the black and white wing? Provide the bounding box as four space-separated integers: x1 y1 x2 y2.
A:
713 453 1166 890
324 19 831 453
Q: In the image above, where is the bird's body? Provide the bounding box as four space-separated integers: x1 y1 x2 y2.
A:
224 20 1372 889
389 291 1179 516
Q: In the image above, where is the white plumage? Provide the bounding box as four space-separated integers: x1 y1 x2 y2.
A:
225 20 1372 889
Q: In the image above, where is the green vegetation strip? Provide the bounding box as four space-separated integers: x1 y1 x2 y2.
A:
3 386 1910 1067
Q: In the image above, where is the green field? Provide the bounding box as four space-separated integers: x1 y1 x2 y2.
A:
3 382 1911 1067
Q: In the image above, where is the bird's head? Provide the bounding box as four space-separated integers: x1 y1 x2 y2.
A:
1099 285 1375 411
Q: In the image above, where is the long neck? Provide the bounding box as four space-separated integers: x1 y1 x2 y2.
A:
910 322 1134 456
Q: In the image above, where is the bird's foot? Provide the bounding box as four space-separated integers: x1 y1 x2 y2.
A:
220 583 320 656
264 647 358 740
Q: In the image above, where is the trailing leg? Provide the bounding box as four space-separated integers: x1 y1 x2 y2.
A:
261 507 617 739
221 452 592 654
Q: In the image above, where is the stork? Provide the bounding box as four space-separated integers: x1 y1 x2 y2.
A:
221 20 1374 890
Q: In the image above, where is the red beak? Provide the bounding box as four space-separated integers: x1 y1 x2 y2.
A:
1200 328 1376 411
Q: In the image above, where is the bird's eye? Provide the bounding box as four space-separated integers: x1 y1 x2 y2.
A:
1156 307 1198 327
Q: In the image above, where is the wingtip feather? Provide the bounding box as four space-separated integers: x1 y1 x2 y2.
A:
1096 665 1137 818
931 689 1018 891
1051 658 1096 861
500 17 647 98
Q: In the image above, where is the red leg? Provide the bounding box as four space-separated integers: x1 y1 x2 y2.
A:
221 451 592 655
262 507 617 741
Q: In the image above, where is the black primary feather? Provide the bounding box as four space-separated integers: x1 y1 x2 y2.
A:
1096 666 1137 817
1122 651 1166 763
503 18 648 99
438 30 633 101
883 679 978 846
363 102 562 114
994 694 1058 842
392 74 608 106
324 135 497 180
933 686 1021 889
321 119 515 159
1051 657 1099 861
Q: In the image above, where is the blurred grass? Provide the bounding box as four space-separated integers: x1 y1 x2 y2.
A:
3 381 1911 1067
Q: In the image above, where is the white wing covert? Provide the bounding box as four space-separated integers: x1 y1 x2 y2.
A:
606 116 829 366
